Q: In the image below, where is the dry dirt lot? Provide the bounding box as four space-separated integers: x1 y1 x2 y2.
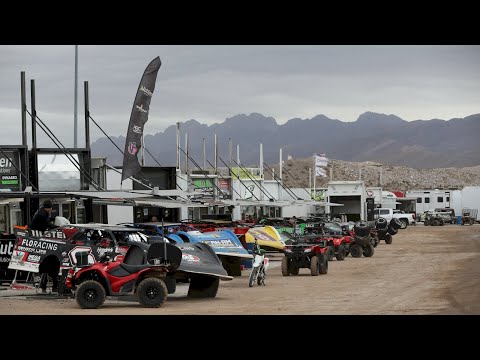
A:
1 224 479 315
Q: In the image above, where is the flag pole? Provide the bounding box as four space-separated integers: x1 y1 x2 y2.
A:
313 154 316 200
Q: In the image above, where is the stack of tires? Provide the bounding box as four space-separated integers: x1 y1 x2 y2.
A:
375 217 390 244
383 218 402 244
350 221 374 258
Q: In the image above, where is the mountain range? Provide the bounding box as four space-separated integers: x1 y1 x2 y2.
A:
91 112 480 169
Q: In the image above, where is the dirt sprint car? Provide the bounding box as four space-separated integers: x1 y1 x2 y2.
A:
8 224 231 298
121 222 251 277
281 234 329 276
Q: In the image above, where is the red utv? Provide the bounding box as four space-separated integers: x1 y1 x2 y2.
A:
65 241 182 309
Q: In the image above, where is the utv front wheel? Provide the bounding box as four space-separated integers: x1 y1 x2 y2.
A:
75 280 106 309
137 278 168 308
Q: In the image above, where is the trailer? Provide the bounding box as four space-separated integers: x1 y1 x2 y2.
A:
326 181 366 222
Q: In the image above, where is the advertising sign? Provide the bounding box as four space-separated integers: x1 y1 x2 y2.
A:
0 150 21 191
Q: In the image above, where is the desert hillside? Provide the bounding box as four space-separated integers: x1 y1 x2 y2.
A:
261 158 480 191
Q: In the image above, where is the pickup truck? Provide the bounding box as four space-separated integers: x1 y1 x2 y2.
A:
373 208 416 229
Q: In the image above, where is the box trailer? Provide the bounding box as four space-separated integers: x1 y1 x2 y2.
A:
327 181 366 221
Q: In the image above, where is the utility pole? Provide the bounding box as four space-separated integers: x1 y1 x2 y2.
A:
74 45 78 148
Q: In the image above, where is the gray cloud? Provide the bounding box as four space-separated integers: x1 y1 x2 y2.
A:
0 45 479 147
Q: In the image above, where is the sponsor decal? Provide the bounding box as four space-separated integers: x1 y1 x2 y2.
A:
20 239 58 251
17 246 47 255
202 239 239 248
12 250 25 259
132 125 142 134
182 254 200 262
139 85 153 97
97 247 114 256
180 246 195 251
128 142 138 155
1 175 18 185
0 257 10 262
27 254 41 262
136 104 148 113
250 230 276 242
29 229 66 239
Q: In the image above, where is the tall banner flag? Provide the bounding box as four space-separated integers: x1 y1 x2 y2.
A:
315 154 329 168
121 57 162 182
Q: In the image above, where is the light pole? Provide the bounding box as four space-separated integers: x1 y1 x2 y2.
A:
74 45 78 148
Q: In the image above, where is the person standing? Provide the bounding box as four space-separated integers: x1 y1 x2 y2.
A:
30 200 59 293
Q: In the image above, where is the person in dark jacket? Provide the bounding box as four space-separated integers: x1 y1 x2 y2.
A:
30 200 59 293
30 200 58 232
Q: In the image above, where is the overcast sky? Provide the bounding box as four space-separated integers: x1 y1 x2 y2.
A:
1 45 479 147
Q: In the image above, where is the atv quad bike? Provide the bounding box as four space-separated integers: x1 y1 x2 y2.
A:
424 213 445 226
281 234 329 276
461 209 477 226
348 221 375 258
316 222 351 261
66 241 182 309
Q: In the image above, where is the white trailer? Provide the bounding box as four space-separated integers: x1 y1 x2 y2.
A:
326 181 366 221
406 189 455 218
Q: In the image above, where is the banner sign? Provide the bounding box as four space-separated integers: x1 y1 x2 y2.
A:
121 57 162 182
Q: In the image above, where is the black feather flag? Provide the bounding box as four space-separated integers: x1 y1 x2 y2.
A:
121 56 161 182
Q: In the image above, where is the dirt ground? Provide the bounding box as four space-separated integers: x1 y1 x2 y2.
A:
1 224 479 315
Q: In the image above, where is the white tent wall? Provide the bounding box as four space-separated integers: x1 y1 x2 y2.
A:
450 190 463 218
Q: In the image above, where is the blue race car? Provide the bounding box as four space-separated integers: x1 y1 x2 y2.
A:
120 222 252 276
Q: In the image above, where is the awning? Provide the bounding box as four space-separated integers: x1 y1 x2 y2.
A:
290 200 345 207
0 198 25 205
65 191 155 199
222 199 292 207
133 198 207 208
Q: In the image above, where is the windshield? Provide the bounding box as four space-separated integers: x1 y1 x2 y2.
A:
323 222 343 235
